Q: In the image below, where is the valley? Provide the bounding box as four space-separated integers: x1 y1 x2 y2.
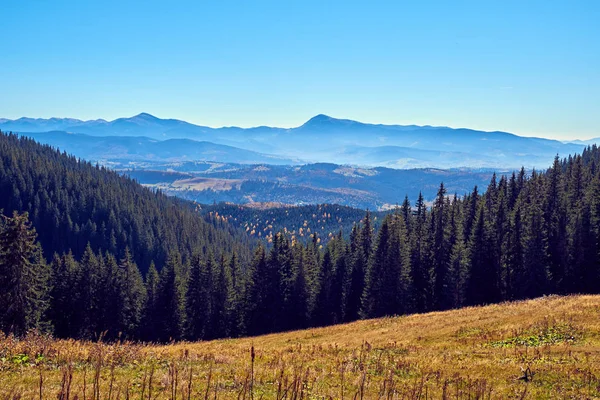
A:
125 162 498 209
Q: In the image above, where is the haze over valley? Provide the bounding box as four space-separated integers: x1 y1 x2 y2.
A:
1 112 592 209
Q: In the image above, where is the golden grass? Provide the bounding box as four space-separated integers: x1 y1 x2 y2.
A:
1 295 599 399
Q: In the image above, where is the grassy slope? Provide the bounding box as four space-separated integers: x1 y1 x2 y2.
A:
1 295 599 399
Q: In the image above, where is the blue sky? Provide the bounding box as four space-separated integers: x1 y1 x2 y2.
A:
1 0 599 140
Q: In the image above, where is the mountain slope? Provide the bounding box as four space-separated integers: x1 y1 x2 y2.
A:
0 131 252 273
2 295 599 398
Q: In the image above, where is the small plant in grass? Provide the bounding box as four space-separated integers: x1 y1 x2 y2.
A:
488 321 581 348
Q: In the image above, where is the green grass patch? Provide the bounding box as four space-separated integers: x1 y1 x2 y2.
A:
488 322 581 348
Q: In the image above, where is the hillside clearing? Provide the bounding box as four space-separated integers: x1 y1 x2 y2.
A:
1 295 599 399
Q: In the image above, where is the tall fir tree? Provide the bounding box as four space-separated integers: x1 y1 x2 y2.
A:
0 211 50 335
155 251 186 341
49 252 81 338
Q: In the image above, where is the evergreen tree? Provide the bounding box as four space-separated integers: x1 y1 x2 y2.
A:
116 248 146 338
0 211 50 335
361 217 391 318
142 261 160 340
155 252 186 341
448 197 468 308
330 233 349 324
345 223 366 321
313 246 335 326
304 234 321 320
49 252 81 338
466 206 498 305
545 155 568 292
521 173 550 298
245 245 278 335
186 253 212 340
288 241 310 329
212 253 234 338
504 207 524 300
411 193 431 312
227 251 245 336
431 183 451 310
269 233 294 330
77 244 103 338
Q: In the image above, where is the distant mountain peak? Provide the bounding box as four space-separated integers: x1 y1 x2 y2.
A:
300 114 363 130
309 114 333 122
302 114 339 127
131 112 159 120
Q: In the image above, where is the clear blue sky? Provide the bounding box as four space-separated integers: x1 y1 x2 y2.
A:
1 0 599 140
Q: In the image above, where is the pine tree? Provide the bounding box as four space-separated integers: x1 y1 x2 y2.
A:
77 244 102 338
212 253 234 338
521 173 550 298
361 217 392 318
466 206 498 305
245 245 278 335
411 192 431 312
116 248 146 338
345 224 366 321
49 252 81 338
142 261 160 340
448 196 468 308
313 246 335 326
269 233 293 330
98 252 122 338
304 235 321 321
330 233 349 324
0 211 51 335
431 183 451 310
227 251 245 336
288 241 310 329
155 251 186 341
504 206 524 300
545 155 568 292
186 252 212 340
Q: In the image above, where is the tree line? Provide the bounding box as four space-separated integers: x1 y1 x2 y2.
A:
1 130 600 341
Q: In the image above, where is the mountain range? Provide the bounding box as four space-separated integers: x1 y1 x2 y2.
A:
1 113 592 169
19 131 296 165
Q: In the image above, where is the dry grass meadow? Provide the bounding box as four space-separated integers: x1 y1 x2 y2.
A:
1 295 599 399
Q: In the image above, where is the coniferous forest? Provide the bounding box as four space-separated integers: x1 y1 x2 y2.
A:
1 131 600 342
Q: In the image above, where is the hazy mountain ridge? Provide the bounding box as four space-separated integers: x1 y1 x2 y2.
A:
18 130 297 165
1 113 588 169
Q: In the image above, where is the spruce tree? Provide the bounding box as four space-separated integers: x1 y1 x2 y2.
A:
0 211 50 335
186 253 212 340
431 183 451 310
156 251 186 341
361 217 391 318
411 192 431 312
313 246 335 326
49 251 81 338
142 261 160 340
78 244 102 338
245 245 278 335
330 234 349 324
117 248 146 338
288 241 310 329
212 253 234 338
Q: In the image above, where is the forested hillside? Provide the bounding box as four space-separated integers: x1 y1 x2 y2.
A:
202 203 387 245
0 132 252 273
1 130 600 344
